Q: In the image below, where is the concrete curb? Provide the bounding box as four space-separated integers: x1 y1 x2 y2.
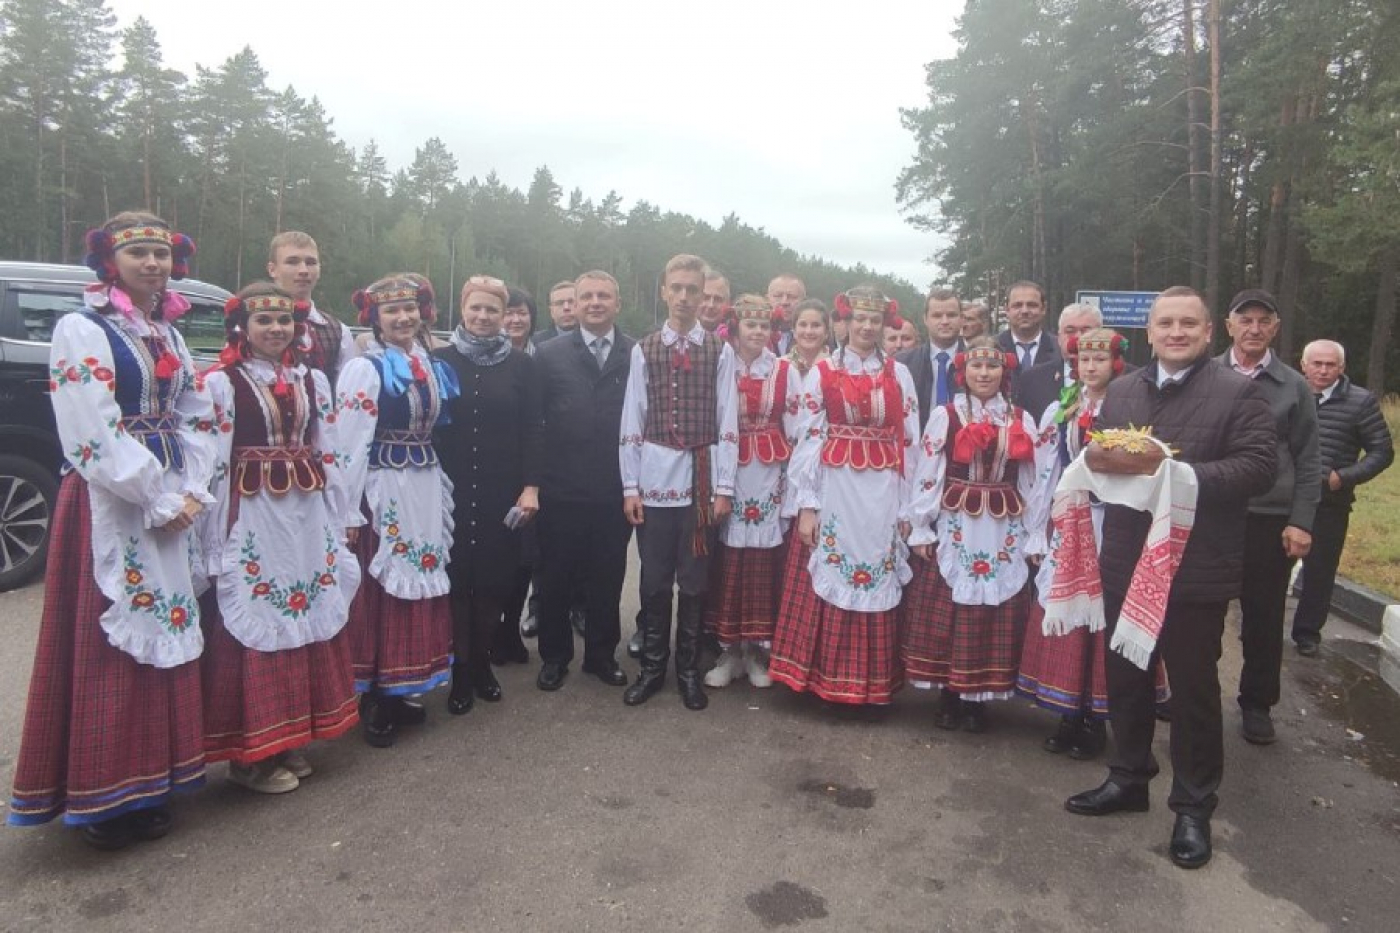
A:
1379 606 1400 696
1292 574 1394 636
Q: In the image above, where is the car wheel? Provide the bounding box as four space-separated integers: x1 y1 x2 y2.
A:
0 454 58 592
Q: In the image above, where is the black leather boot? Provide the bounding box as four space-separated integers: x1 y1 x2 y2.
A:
360 691 397 747
447 663 474 716
623 592 672 706
675 593 708 711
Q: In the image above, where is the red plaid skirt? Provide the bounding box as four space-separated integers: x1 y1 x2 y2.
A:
1016 600 1170 717
201 592 359 763
348 522 451 695
705 543 782 644
899 555 1027 699
8 473 205 827
769 540 902 705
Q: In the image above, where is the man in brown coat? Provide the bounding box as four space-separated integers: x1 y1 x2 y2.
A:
1065 287 1276 870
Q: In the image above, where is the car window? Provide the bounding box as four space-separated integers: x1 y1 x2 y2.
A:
176 298 228 358
5 287 86 342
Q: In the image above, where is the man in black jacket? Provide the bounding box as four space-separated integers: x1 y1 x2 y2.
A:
534 280 579 344
1217 289 1320 746
1015 301 1103 423
534 271 636 691
1292 339 1395 655
1066 286 1276 870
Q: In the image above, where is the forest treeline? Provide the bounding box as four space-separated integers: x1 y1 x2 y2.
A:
899 0 1400 391
0 0 921 337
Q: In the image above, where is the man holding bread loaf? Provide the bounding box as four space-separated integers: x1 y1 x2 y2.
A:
1064 286 1276 870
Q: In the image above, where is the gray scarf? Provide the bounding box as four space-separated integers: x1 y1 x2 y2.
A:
451 326 511 367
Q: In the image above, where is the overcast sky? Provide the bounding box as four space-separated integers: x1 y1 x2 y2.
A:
108 0 961 288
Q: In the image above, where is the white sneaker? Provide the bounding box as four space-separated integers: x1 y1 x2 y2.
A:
228 761 300 795
277 750 314 779
704 646 743 688
745 643 773 688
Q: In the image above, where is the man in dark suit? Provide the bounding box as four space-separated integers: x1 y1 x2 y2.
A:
1015 302 1103 423
533 279 579 344
898 286 965 432
995 280 1061 375
534 271 636 691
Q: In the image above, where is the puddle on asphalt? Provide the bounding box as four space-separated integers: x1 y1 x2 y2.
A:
745 881 829 928
1295 642 1400 783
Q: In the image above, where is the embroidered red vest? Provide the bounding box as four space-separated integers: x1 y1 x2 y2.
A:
940 404 1033 518
738 358 792 466
819 356 903 471
229 366 327 499
641 329 720 450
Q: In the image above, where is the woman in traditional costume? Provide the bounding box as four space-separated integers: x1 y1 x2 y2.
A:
337 275 459 747
8 212 215 849
1016 328 1167 757
903 336 1055 732
785 298 831 379
704 296 804 688
768 286 919 705
198 283 361 793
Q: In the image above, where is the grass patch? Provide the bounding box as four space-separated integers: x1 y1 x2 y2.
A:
1338 394 1400 600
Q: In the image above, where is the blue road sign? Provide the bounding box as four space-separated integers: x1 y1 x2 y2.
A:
1076 290 1158 328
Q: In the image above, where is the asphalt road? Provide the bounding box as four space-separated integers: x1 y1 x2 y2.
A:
1 561 1398 933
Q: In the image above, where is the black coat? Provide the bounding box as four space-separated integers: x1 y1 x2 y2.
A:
1015 358 1068 424
897 339 964 433
534 327 635 504
1315 374 1395 507
1097 359 1276 603
997 329 1061 399
433 346 544 592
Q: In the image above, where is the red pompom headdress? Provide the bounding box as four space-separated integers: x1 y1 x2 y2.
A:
1065 331 1128 378
833 290 901 329
83 222 196 285
950 344 1017 392
353 279 436 327
218 292 311 380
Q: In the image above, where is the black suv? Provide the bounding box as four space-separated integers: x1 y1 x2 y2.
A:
0 262 231 591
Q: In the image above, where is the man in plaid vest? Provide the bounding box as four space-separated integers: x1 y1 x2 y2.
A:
619 254 739 710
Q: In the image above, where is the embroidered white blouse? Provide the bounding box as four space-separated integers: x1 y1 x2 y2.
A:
48 293 218 668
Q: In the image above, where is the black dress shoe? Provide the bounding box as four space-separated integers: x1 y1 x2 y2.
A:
582 659 628 686
623 670 666 706
626 630 643 659
537 662 568 692
570 607 587 637
128 806 172 841
1065 780 1149 816
474 668 503 702
360 693 397 747
677 671 709 711
1169 814 1212 869
1295 640 1320 658
962 701 988 733
1044 715 1079 754
81 816 135 851
391 697 428 726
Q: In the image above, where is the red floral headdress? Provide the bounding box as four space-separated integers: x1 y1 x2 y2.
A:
83 222 196 285
833 290 901 329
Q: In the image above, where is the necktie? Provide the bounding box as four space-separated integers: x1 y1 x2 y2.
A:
934 350 950 406
1017 341 1036 370
593 335 610 369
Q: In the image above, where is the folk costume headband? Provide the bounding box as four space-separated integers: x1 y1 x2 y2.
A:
83 221 196 285
950 344 1017 392
352 278 437 326
833 290 901 329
